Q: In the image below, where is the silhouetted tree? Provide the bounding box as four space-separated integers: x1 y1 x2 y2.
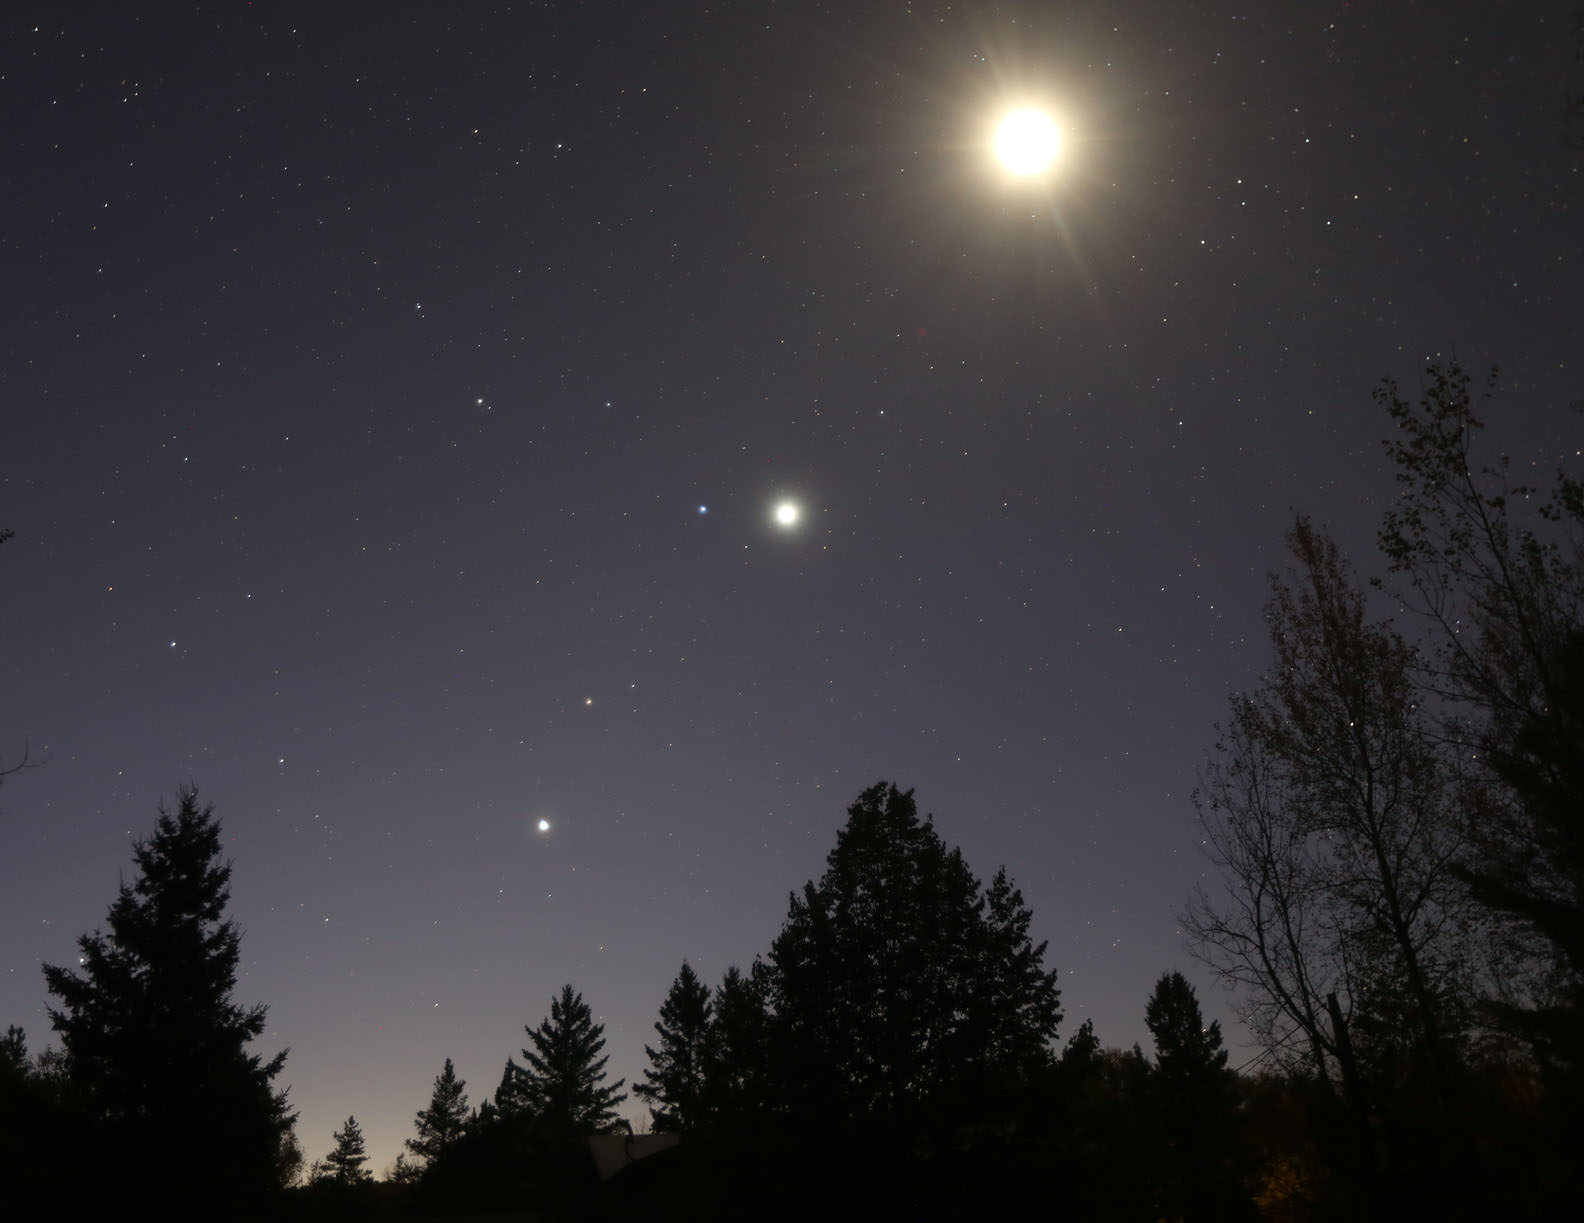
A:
701 962 772 1121
1376 360 1584 1078
40 788 295 1212
0 1025 24 1077
1058 1018 1100 1076
0 1025 75 1217
387 1151 422 1185
487 1054 532 1123
1184 520 1475 1092
318 1114 373 1185
1060 1043 1155 1221
975 865 1066 1074
516 983 628 1139
765 782 1062 1125
1147 973 1231 1079
1476 629 1584 1073
635 961 713 1131
1141 972 1256 1222
406 1056 470 1168
410 1081 539 1217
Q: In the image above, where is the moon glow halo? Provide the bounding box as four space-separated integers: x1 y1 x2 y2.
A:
994 108 1061 176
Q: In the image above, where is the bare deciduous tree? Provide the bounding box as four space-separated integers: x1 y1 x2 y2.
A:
1185 519 1476 1090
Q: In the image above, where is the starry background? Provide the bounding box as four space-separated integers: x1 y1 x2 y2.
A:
2 0 1580 1173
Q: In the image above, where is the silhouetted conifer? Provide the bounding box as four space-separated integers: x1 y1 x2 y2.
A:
490 1054 532 1121
766 782 1062 1124
0 1025 25 1077
1141 972 1256 1222
635 960 713 1131
517 983 628 1138
0 1025 75 1218
40 788 295 1212
407 1056 470 1165
1059 1018 1100 1075
319 1114 373 1185
702 962 772 1121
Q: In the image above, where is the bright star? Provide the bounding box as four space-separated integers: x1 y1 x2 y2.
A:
537 818 551 833
774 501 800 527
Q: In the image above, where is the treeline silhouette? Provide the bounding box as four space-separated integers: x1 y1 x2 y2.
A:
2 363 1580 1220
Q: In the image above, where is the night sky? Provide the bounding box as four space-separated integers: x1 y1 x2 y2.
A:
3 1 1580 1173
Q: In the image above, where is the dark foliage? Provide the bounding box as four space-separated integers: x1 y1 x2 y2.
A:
764 781 1062 1127
1376 360 1584 1071
1186 519 1476 1094
514 982 629 1139
1369 361 1584 1221
318 1114 373 1185
1477 629 1584 1077
39 788 296 1214
0 1024 24 1076
1140 972 1258 1222
405 1055 469 1165
408 1105 538 1215
700 961 772 1121
634 960 712 1131
0 1027 74 1216
1062 1043 1157 1222
486 1051 532 1122
1170 363 1584 1222
592 1117 1040 1223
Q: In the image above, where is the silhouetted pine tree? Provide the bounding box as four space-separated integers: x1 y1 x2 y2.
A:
635 961 712 1131
407 1056 470 1165
1142 972 1256 1223
702 962 772 1121
41 788 295 1212
1059 1018 1100 1076
0 1025 75 1217
488 1054 532 1122
517 984 628 1139
972 866 1065 1078
320 1114 373 1185
0 1025 25 1077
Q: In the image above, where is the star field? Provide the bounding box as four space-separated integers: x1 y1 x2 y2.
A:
2 1 1580 1173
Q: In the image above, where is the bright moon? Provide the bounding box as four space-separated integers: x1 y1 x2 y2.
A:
994 108 1061 176
774 501 799 527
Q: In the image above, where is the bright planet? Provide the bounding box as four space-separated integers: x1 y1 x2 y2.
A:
994 107 1061 175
